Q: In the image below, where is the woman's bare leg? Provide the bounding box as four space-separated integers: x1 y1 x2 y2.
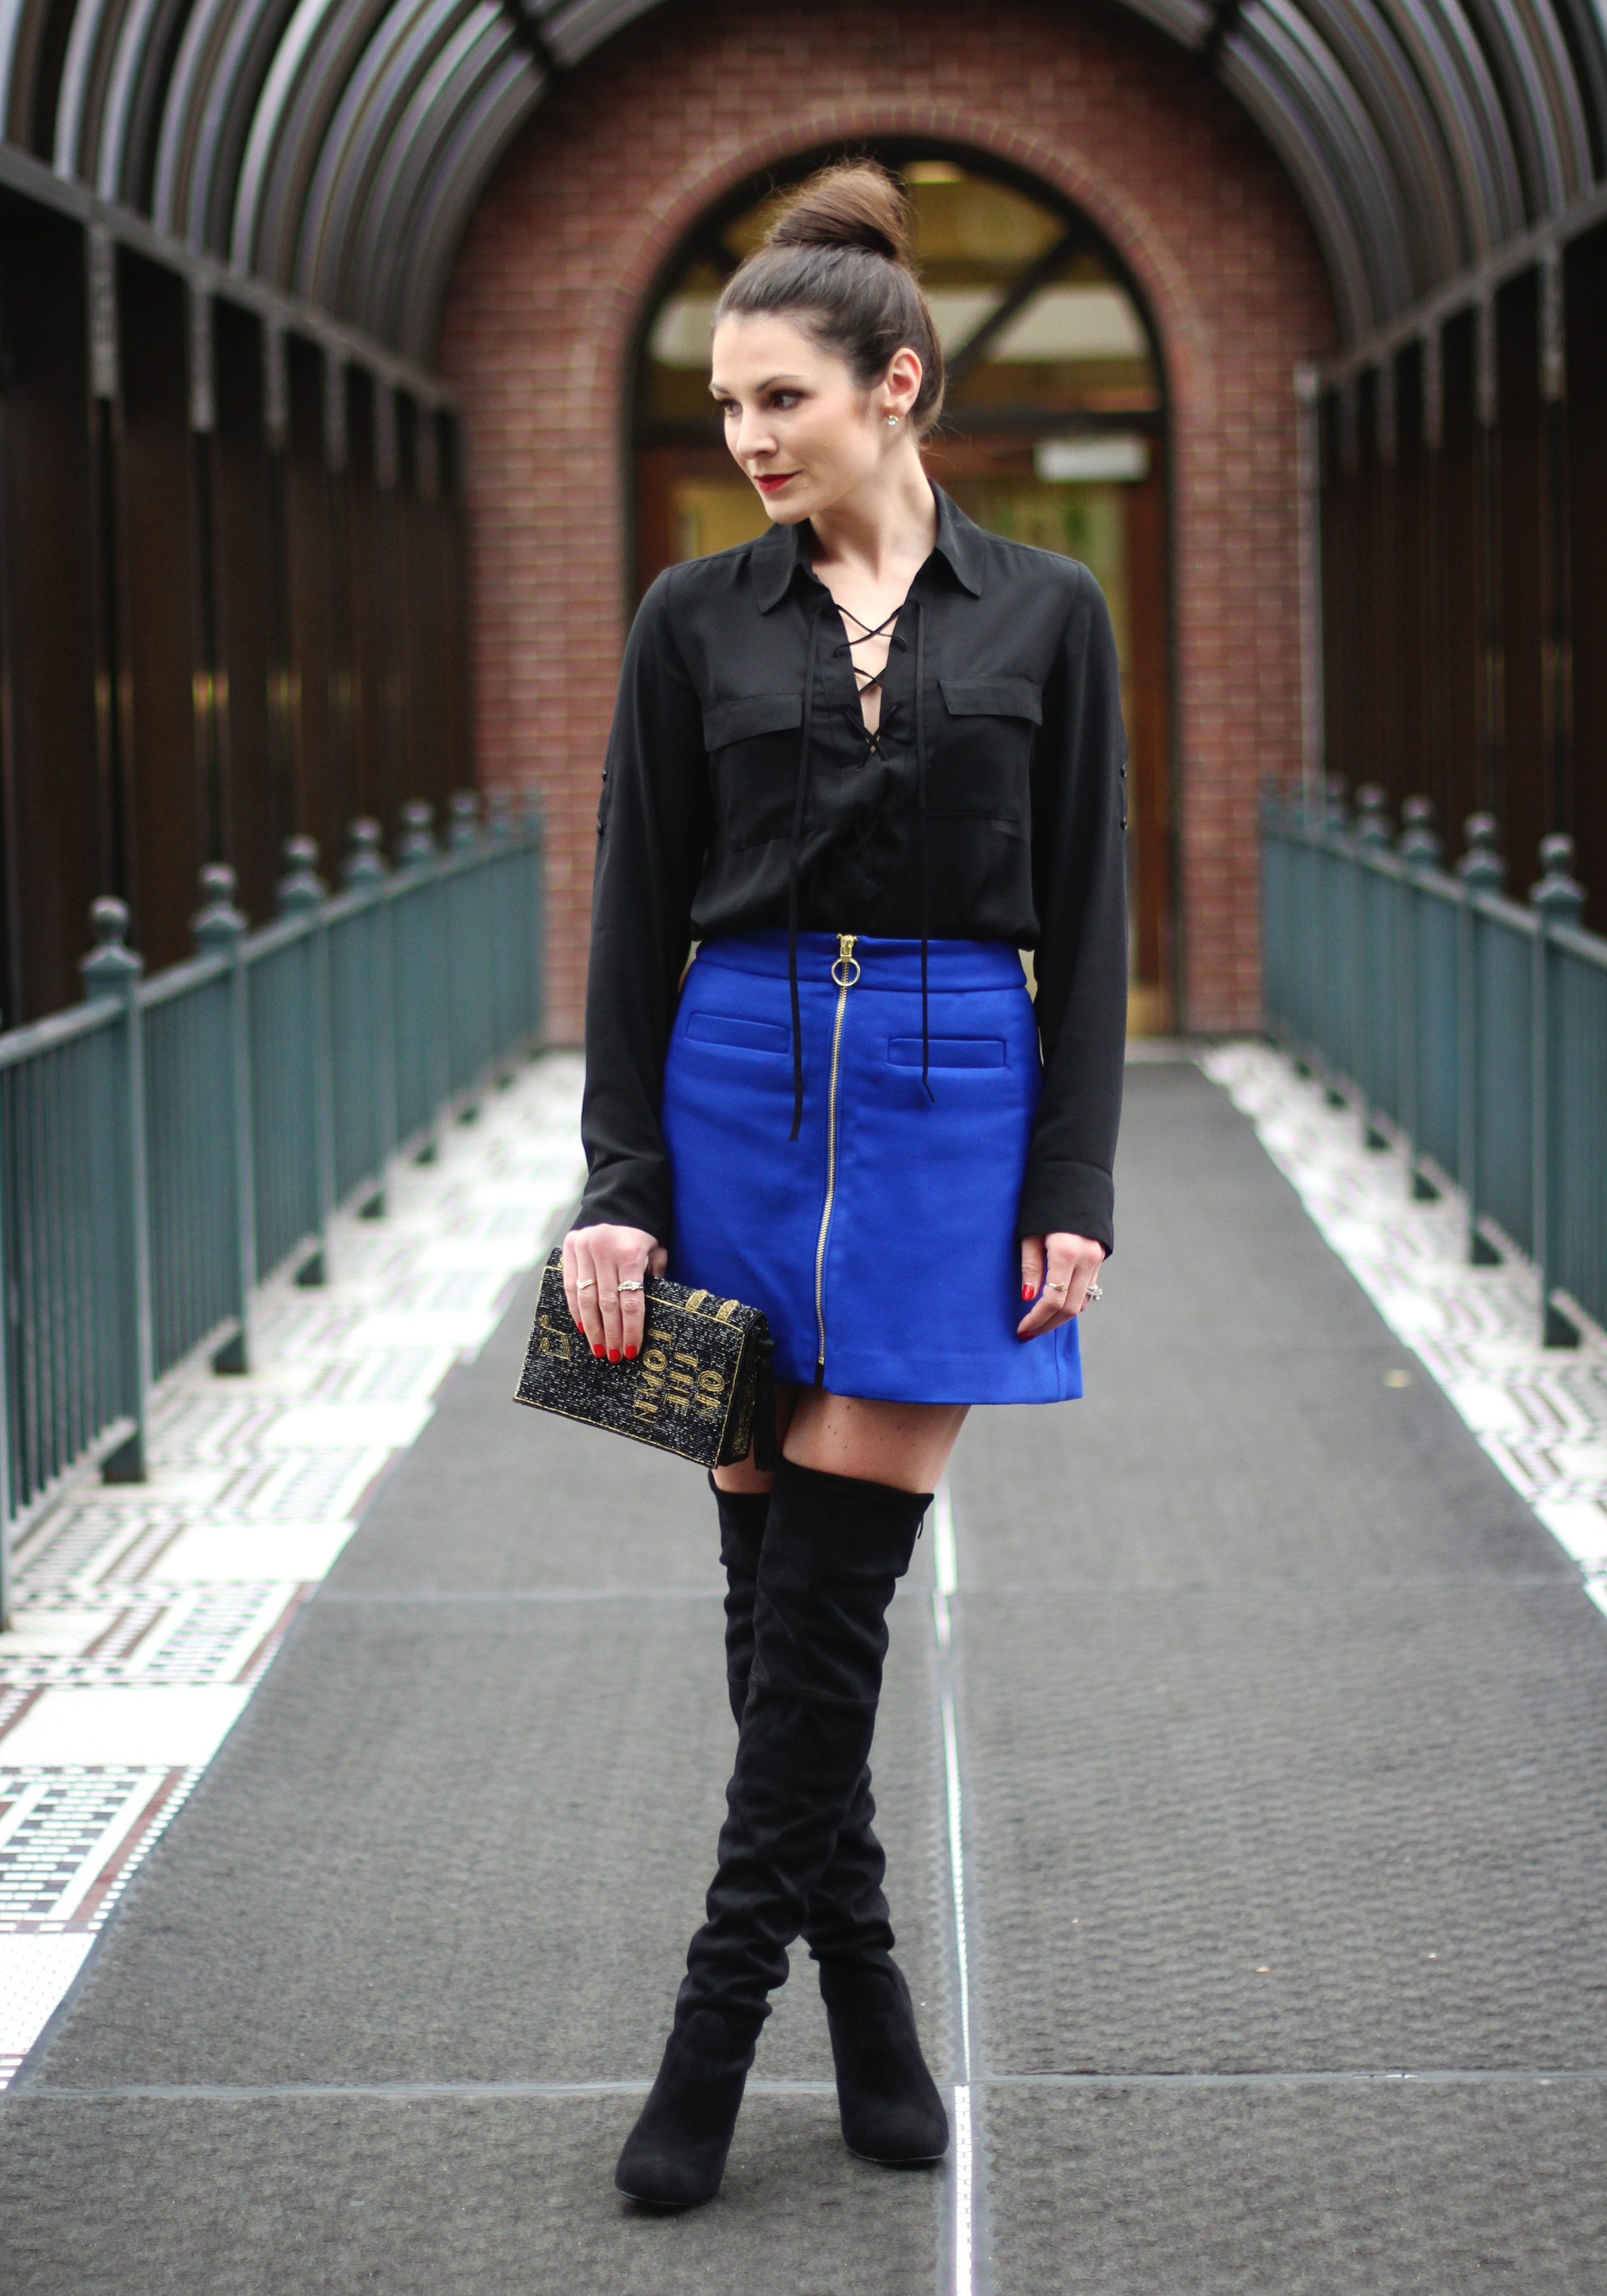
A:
784 1389 968 1493
712 1387 965 1496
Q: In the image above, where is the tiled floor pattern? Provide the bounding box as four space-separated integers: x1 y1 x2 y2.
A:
0 1053 586 2086
1203 1041 1607 1615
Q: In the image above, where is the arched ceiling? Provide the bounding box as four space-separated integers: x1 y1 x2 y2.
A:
3 0 1604 365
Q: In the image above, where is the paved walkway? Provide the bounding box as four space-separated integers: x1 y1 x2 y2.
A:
4 1055 1606 2292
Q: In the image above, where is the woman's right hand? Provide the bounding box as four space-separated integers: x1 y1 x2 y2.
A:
562 1224 667 1364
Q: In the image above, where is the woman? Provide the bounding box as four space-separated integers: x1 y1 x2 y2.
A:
565 162 1127 2208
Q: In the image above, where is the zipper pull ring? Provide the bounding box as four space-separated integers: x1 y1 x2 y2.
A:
832 933 860 988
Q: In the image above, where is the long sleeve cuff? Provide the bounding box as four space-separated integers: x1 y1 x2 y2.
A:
1016 1156 1115 1258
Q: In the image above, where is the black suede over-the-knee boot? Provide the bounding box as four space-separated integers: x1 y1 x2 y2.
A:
616 1460 940 2205
711 1476 895 1968
708 1475 947 2167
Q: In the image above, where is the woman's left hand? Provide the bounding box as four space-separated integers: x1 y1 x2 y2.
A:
1017 1233 1104 1338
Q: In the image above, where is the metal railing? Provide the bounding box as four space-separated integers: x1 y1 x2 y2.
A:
1262 780 1606 1351
0 793 544 1624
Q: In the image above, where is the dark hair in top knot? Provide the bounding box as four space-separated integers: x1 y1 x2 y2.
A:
715 162 944 438
766 162 911 264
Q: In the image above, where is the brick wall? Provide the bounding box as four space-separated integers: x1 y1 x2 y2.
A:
438 0 1336 1037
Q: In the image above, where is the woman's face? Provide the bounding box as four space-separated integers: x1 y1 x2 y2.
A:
710 312 918 524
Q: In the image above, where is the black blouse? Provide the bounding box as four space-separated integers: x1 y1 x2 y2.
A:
579 485 1129 1256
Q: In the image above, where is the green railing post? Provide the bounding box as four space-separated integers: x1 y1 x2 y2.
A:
82 899 152 1483
1320 776 1349 1097
1531 832 1586 1348
1457 814 1505 1265
1259 777 1280 1043
1355 784 1390 1146
345 819 395 1215
449 791 484 1106
1397 797 1441 1198
278 836 336 1285
193 865 258 1372
399 801 447 1160
486 789 517 1078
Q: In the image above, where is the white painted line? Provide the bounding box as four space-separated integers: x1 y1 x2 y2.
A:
932 1475 956 1653
952 2081 974 2289
145 1518 361 1583
933 1476 958 1594
933 1467 978 2296
0 1687 249 1767
255 1401 435 1453
942 1687 973 2084
0 1939 94 2062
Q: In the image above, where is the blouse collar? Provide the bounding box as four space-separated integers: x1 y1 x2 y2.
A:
749 482 986 613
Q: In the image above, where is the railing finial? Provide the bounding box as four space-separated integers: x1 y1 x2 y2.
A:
193 864 246 955
277 836 326 917
345 818 387 888
399 801 436 868
82 896 142 998
1398 795 1440 868
487 786 514 843
1531 832 1586 929
1459 812 1505 891
1356 784 1390 848
449 791 481 851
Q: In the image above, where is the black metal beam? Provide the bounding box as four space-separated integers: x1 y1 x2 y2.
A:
497 0 565 81
0 142 455 406
1201 0 1243 74
943 226 1088 398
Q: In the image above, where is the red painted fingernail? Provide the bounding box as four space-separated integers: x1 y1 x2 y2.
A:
1023 1285 1036 1301
608 1348 620 1364
593 1343 604 1358
624 1345 637 1360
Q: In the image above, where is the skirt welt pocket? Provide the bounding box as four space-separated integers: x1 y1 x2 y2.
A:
686 1011 792 1054
886 1036 1006 1068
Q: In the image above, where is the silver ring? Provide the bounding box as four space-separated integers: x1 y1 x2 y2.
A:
577 1278 597 1291
617 1279 645 1293
1084 1279 1103 1305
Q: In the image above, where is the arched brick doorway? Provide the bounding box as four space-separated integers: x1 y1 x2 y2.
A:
438 0 1337 1043
632 147 1176 1036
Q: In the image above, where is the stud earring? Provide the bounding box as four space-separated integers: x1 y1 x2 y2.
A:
886 413 899 426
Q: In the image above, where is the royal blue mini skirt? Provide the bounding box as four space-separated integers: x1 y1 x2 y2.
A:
660 930 1081 1406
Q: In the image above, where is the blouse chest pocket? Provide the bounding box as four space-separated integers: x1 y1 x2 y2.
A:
703 692 804 850
928 677 1041 821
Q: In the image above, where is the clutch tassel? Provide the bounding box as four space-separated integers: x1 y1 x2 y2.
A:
751 1335 778 1471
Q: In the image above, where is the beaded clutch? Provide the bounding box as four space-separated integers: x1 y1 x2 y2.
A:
514 1248 777 1469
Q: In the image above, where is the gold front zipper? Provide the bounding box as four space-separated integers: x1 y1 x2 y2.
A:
813 934 860 1375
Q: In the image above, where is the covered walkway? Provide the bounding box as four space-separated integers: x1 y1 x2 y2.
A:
4 1057 1606 2290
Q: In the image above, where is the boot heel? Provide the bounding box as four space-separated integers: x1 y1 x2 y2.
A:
615 2009 755 2207
822 1962 949 2164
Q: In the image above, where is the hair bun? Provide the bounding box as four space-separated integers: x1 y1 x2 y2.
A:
767 163 913 268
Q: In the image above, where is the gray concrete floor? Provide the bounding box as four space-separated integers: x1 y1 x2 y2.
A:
5 1061 1606 2292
